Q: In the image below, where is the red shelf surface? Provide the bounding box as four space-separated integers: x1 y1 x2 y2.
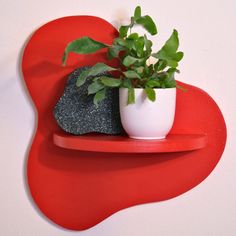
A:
53 131 207 153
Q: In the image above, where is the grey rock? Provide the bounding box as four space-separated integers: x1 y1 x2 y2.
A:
53 67 123 135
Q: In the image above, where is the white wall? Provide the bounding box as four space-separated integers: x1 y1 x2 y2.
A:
1 0 236 235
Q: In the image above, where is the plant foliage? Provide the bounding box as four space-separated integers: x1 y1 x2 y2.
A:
62 6 184 106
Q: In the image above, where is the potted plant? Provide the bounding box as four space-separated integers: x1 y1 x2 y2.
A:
62 6 184 139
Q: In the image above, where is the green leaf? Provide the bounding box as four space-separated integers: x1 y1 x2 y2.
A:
107 45 124 60
154 60 167 71
146 79 161 88
171 51 184 61
167 60 178 68
87 80 104 95
107 47 116 60
128 88 135 104
128 33 139 40
160 29 179 53
100 77 122 87
147 64 154 76
134 6 141 20
152 54 180 68
114 38 127 46
164 78 176 88
62 37 108 66
144 34 153 53
134 36 145 57
142 64 154 78
153 52 183 67
93 88 106 107
125 38 135 50
122 78 132 88
145 87 156 101
134 66 144 74
76 70 89 87
145 79 161 88
76 63 118 87
119 25 129 38
156 72 169 81
123 55 137 66
162 68 177 88
136 15 157 35
123 55 144 67
123 70 141 79
88 63 117 76
167 68 177 78
152 30 183 68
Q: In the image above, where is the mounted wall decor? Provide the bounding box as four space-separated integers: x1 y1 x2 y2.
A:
22 13 226 231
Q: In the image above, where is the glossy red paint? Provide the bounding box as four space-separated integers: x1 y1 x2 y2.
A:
22 16 227 230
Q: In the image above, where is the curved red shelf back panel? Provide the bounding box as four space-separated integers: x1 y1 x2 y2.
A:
22 16 227 230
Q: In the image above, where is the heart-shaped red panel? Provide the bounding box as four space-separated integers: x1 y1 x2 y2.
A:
22 16 226 230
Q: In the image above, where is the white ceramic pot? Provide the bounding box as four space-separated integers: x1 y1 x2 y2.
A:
119 88 176 139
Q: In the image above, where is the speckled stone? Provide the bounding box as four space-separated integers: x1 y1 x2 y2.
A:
53 67 123 135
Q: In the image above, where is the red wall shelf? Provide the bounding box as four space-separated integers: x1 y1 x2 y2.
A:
53 131 207 153
22 15 227 231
